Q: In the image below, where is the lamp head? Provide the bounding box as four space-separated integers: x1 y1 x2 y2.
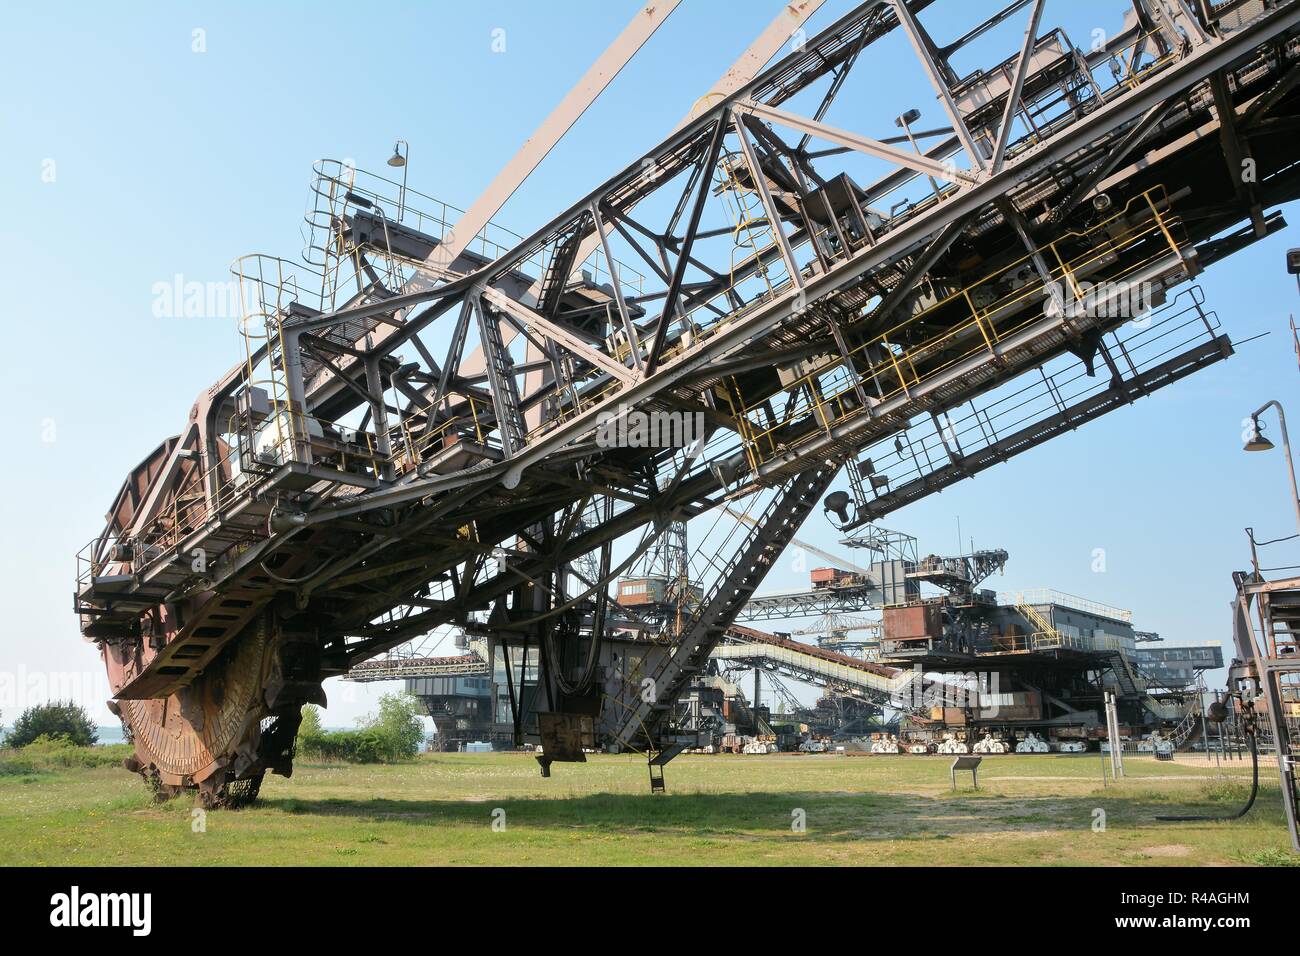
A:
387 142 407 168
895 108 922 128
1244 417 1274 452
710 452 746 489
823 491 852 525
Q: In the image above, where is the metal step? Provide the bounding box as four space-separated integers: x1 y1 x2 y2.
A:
611 460 841 751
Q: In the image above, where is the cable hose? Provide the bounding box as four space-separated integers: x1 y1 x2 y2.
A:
1155 731 1259 822
514 510 671 696
546 612 602 698
551 505 614 698
257 513 332 585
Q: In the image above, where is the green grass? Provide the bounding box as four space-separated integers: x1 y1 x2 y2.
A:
0 751 1294 866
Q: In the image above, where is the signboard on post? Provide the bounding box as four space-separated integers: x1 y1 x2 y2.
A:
951 754 982 790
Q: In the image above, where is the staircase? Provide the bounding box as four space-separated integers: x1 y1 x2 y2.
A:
1019 599 1057 647
475 298 527 455
535 227 583 318
1168 704 1204 751
1107 651 1147 696
1244 575 1300 849
610 461 841 755
1007 592 1060 650
1097 648 1174 720
115 530 331 699
1263 588 1300 659
715 152 787 296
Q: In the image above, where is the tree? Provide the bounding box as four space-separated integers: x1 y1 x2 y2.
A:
295 696 426 764
7 701 98 748
295 704 325 758
298 704 324 740
362 693 426 760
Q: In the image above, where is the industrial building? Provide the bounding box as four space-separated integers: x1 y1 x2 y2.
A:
351 527 1224 755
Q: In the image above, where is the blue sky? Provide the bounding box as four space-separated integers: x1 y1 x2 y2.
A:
2 0 1298 726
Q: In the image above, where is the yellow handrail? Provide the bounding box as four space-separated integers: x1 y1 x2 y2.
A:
726 187 1182 467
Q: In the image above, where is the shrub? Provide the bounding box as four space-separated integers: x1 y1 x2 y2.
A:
1201 778 1253 805
296 704 325 754
0 736 133 774
0 753 38 776
361 693 425 760
301 728 390 763
298 704 324 740
6 701 98 748
294 695 425 764
1245 846 1300 867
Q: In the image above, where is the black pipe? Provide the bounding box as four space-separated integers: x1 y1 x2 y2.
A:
1156 731 1259 822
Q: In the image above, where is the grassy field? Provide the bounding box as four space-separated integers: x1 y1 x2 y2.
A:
1 749 1296 866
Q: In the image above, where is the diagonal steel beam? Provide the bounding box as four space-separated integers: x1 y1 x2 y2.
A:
418 1 683 280
589 199 644 371
431 296 476 412
736 99 979 184
645 113 730 376
732 114 804 289
475 291 528 455
990 0 1046 174
1241 61 1300 128
892 0 988 172
1047 100 1174 224
1211 70 1266 238
869 213 973 330
481 286 638 384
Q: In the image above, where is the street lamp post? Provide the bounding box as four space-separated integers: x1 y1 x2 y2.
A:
1241 399 1300 853
387 140 409 221
1244 400 1300 540
895 108 942 199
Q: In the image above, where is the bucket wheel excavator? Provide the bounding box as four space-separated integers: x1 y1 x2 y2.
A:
75 0 1300 804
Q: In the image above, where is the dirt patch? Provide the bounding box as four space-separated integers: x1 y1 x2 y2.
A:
1139 844 1191 857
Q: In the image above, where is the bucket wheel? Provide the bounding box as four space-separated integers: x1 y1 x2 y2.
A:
112 614 305 808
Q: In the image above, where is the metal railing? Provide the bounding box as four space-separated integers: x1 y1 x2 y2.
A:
721 187 1184 472
999 588 1133 624
304 159 645 297
978 628 1131 655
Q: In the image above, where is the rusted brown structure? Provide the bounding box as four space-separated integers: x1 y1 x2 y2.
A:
75 0 1300 802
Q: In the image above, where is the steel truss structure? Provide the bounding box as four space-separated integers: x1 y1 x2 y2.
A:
76 0 1300 802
